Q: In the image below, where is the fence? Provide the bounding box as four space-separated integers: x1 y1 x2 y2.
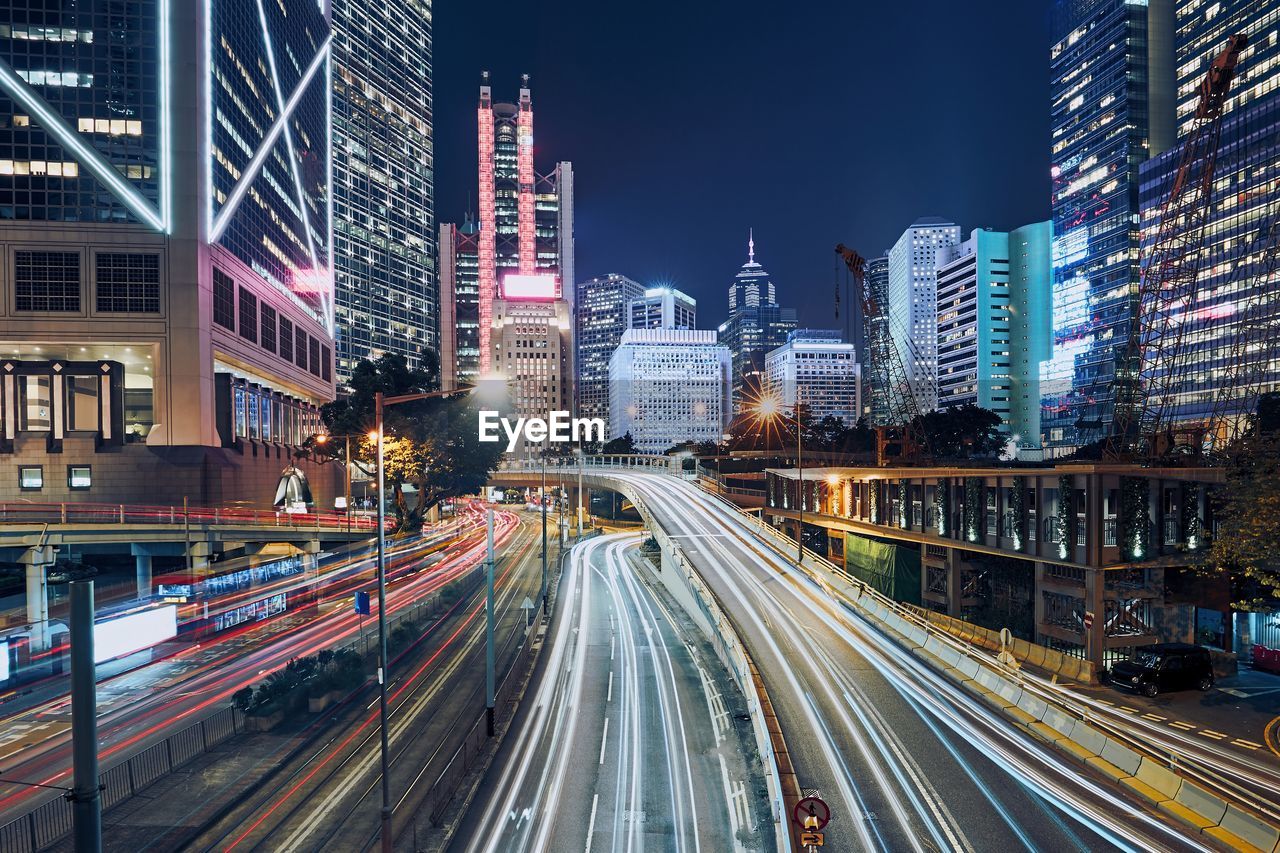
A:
0 706 241 853
0 502 384 531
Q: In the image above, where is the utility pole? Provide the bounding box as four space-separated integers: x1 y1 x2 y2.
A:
796 386 805 565
373 395 392 853
485 508 496 736
540 454 548 615
69 580 101 853
577 448 585 538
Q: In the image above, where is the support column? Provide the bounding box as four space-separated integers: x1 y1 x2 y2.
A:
187 540 212 573
22 545 56 653
134 553 152 599
1033 561 1048 645
946 548 963 617
301 540 321 578
1083 566 1106 670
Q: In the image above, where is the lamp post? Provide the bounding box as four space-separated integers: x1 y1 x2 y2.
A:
314 432 358 531
369 387 464 853
756 391 805 565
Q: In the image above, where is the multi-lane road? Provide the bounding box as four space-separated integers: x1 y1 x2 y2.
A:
458 531 772 853
599 471 1215 852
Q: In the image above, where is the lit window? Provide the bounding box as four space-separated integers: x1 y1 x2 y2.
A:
68 466 91 490
19 466 43 490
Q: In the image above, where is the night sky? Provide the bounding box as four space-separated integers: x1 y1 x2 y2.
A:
433 1 1053 330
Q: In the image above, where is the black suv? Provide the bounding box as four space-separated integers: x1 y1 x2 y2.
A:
1108 643 1214 698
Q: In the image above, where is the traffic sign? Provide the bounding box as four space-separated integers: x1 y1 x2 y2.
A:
354 590 370 615
793 795 830 830
799 830 824 847
520 596 536 626
1083 611 1094 630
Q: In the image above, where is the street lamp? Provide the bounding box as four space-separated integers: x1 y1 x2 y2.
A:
313 432 366 531
754 391 806 565
368 387 465 853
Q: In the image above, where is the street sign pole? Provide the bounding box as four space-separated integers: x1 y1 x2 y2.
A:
541 455 548 616
69 580 101 853
486 509 496 736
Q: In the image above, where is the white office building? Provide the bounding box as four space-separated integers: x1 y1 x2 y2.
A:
887 217 961 412
765 330 861 425
608 329 731 454
630 286 696 331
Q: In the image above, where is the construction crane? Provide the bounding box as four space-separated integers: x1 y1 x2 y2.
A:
1108 33 1249 460
835 244 930 464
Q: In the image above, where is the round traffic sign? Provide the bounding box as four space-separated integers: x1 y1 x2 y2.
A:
793 795 830 829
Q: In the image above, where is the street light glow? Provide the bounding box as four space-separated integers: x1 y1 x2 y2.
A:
756 396 781 419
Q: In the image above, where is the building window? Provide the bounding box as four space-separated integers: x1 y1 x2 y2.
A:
261 304 277 353
19 466 42 490
295 328 308 369
95 253 160 313
238 288 257 342
65 375 99 432
68 465 91 490
308 337 321 377
213 268 235 330
15 251 80 311
320 344 331 381
20 375 52 431
279 317 294 363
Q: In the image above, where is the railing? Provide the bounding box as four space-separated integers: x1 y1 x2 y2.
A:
1103 517 1117 547
0 706 240 852
0 502 385 531
495 454 676 473
1163 517 1179 545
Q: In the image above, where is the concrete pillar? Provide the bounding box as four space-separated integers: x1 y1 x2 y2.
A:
1083 566 1106 670
22 546 56 653
187 540 212 573
301 540 321 577
946 548 963 617
1033 561 1048 645
135 554 152 599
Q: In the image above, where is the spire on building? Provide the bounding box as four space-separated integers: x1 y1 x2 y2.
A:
748 228 755 264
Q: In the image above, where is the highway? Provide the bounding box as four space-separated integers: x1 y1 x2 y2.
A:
458 532 772 853
179 508 540 852
0 507 503 826
604 471 1210 852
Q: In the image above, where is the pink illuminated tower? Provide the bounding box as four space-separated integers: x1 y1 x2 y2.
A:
472 72 573 377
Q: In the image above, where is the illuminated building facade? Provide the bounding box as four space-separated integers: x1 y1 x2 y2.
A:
864 253 890 424
936 223 1052 446
331 0 436 383
490 273 571 453
630 286 696 331
439 220 480 390
473 73 574 379
886 217 961 414
1134 1 1280 435
1042 0 1175 452
575 273 645 424
608 328 732 454
718 232 796 406
0 1 336 505
764 330 861 426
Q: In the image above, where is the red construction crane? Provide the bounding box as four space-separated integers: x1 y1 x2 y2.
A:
1108 33 1249 460
835 244 930 464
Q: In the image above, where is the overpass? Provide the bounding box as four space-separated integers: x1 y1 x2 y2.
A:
502 459 1276 850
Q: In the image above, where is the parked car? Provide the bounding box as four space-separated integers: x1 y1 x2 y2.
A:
1108 643 1214 698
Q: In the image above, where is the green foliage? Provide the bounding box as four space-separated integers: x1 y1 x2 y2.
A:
601 432 638 455
963 478 984 543
1057 475 1076 560
1120 477 1150 560
936 478 951 536
898 481 910 529
1200 432 1280 611
247 648 368 714
1010 477 1027 551
231 687 254 713
319 351 504 532
915 404 1005 459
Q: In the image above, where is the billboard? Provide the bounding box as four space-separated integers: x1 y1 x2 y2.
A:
94 605 178 663
501 273 559 300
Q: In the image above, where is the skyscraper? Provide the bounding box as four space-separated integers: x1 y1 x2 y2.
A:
575 273 645 424
764 330 861 425
0 0 335 506
630 286 696 331
442 74 573 394
1042 0 1175 451
936 223 1052 446
609 328 732 454
331 0 436 383
886 217 961 413
718 232 796 406
864 253 890 424
491 275 572 454
1134 0 1280 443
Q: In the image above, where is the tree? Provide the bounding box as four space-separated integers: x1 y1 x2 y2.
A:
601 432 638 455
1200 403 1280 611
319 351 504 531
916 404 1005 459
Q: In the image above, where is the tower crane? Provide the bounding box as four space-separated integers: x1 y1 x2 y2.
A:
835 244 930 464
1108 33 1249 460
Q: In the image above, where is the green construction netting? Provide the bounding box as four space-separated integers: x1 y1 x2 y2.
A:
844 533 921 605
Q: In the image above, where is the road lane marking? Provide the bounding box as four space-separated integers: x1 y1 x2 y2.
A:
599 716 609 765
1141 713 1166 722
1200 730 1227 740
607 670 613 702
717 753 742 847
1230 739 1261 750
610 635 614 661
585 793 599 852
1169 720 1196 730
1118 706 1140 714
1265 717 1280 759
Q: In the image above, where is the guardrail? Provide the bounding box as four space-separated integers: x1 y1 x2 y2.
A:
0 502 385 531
0 706 241 852
722 496 1280 845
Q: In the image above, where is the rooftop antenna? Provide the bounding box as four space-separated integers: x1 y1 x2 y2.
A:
748 228 755 263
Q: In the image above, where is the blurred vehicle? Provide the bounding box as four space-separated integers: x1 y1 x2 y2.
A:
1108 643 1214 697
